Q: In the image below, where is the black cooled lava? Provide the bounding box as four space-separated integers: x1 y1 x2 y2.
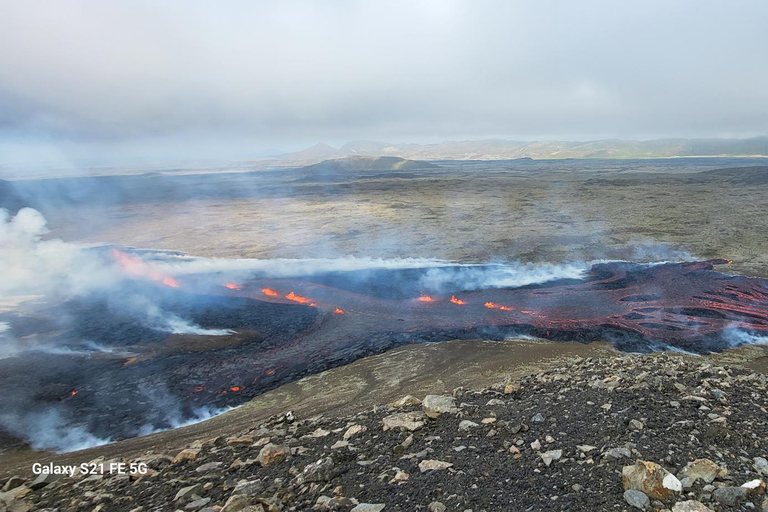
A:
1 259 767 450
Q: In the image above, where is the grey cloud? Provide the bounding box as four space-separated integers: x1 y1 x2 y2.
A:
0 0 767 165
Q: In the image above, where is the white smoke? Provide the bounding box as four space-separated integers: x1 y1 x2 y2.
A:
417 262 592 292
0 208 120 297
0 407 112 452
723 327 768 347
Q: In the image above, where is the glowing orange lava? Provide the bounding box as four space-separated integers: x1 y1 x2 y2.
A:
417 295 434 302
112 249 181 288
334 307 344 314
485 302 512 311
262 288 279 297
230 386 241 392
225 283 244 290
194 386 204 392
266 368 275 376
450 295 465 305
286 291 311 304
70 390 78 396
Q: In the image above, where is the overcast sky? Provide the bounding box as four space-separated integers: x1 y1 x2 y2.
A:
1 0 767 168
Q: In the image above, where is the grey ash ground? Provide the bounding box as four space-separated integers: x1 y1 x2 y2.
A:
4 353 768 512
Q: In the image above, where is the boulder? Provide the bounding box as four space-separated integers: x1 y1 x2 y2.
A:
382 411 426 432
422 395 458 418
623 489 650 510
350 505 385 512
343 424 367 440
174 484 203 501
677 459 719 488
172 448 202 464
256 443 291 466
712 486 748 507
419 459 453 473
671 500 714 512
622 461 682 500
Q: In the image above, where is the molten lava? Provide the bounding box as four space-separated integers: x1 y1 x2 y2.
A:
225 283 244 290
450 295 466 305
112 249 181 288
230 386 241 392
334 307 345 314
262 288 279 297
286 291 312 304
417 294 434 302
484 302 511 311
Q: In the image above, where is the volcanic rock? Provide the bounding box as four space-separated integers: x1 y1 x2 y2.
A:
458 420 479 432
671 501 714 512
175 484 203 501
677 459 719 488
173 448 202 464
418 459 453 473
427 502 446 512
623 489 650 510
1 478 24 493
387 395 421 407
382 411 426 431
256 443 291 466
350 505 385 512
622 461 682 499
343 424 366 439
296 457 339 484
712 486 748 506
422 395 458 418
28 473 60 491
540 450 563 467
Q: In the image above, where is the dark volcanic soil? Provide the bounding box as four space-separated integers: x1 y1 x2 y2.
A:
7 353 768 512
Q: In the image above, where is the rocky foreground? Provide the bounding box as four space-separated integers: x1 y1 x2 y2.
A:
2 353 768 512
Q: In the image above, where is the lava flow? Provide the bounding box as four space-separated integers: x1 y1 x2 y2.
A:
4 258 768 446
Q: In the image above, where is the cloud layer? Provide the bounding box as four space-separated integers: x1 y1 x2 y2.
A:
1 0 767 166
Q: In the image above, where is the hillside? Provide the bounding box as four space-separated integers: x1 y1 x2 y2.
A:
278 137 768 163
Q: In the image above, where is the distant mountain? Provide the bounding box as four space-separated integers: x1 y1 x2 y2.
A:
277 137 768 163
301 156 439 173
278 143 342 162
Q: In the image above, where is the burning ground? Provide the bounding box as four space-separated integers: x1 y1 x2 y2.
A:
1 216 768 453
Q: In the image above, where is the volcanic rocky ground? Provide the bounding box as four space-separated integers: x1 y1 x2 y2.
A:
2 258 768 450
2 353 768 511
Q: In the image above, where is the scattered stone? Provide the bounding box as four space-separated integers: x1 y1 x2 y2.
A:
671 500 714 512
174 484 202 501
1 477 24 492
388 395 421 407
712 486 748 507
195 461 222 473
350 505 385 512
382 411 426 431
297 457 339 483
225 435 254 446
629 419 644 430
677 459 719 488
622 461 682 499
742 479 767 495
540 450 562 467
256 443 291 466
388 471 409 484
422 395 458 418
623 489 650 510
331 440 350 449
172 448 202 464
185 497 212 510
28 473 60 491
531 413 545 423
343 424 367 439
419 459 454 473
428 502 446 512
458 420 479 432
530 439 541 451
